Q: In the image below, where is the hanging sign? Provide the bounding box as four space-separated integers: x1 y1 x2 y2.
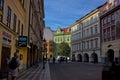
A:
18 36 27 47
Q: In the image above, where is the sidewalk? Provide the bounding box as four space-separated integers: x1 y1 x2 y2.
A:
43 62 51 80
17 61 51 80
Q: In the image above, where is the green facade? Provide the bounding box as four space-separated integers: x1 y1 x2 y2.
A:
53 27 71 57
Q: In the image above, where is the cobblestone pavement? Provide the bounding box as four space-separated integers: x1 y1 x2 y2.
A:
50 62 103 80
17 62 51 80
17 65 44 80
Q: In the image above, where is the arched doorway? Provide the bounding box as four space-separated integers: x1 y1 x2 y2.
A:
91 53 98 63
107 49 114 62
72 54 76 61
77 54 82 62
84 53 89 62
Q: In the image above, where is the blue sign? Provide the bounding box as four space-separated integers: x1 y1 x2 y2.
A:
19 36 27 42
18 36 27 47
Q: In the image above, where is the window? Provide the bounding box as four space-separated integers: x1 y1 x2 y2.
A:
108 16 111 23
13 14 17 32
0 0 3 21
87 41 89 49
87 29 89 36
91 27 93 35
0 0 3 9
55 38 57 42
18 20 20 34
103 29 107 42
83 41 85 49
91 40 93 48
107 27 110 41
95 25 98 33
103 18 107 26
111 26 115 40
111 13 115 21
21 24 23 36
67 37 69 41
90 17 93 23
83 30 85 38
79 43 81 50
19 0 24 7
7 6 11 27
95 38 98 48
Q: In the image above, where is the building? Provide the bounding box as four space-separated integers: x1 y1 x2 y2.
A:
71 6 102 63
0 0 27 72
54 27 71 57
27 0 45 68
100 0 120 63
0 0 45 74
43 27 54 59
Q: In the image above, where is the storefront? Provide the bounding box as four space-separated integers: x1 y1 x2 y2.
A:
0 30 12 73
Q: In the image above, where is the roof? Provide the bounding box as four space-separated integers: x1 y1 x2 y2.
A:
61 28 69 33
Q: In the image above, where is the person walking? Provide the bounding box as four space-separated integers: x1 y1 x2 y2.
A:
7 52 20 80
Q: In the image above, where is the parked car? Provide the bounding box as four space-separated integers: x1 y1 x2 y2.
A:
56 56 67 63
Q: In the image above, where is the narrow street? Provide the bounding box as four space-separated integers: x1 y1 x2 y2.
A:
50 62 103 80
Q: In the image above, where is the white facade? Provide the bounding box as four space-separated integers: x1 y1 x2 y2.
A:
43 27 54 40
71 9 101 63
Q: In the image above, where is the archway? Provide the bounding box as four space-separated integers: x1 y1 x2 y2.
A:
72 54 76 61
77 54 82 62
84 53 89 62
107 49 114 62
91 53 98 63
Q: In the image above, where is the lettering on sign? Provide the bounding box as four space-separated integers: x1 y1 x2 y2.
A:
2 31 11 45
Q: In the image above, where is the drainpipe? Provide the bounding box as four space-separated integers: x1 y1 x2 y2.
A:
27 0 31 68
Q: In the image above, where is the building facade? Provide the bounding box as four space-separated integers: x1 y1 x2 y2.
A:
43 27 54 59
54 27 71 57
0 0 27 72
0 0 45 74
27 0 45 68
71 8 101 63
100 0 120 63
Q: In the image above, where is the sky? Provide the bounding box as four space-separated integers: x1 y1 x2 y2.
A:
44 0 107 31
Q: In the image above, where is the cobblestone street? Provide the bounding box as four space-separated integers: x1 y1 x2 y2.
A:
50 62 103 80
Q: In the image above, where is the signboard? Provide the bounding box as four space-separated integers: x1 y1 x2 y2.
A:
18 36 27 47
2 31 11 45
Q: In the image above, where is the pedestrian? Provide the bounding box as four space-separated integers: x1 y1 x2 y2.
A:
7 52 20 80
53 57 55 63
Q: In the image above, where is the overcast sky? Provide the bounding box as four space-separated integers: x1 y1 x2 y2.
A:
44 0 107 30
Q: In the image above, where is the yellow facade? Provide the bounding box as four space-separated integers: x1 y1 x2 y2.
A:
0 0 45 72
0 0 28 71
46 40 54 59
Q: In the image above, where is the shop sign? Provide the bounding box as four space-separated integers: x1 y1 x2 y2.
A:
2 31 11 45
18 36 27 47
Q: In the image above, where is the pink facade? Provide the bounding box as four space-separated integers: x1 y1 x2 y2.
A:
100 0 120 43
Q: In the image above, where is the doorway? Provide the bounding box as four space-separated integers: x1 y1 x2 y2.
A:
77 54 82 62
107 49 114 62
91 53 98 63
1 46 11 74
84 53 89 62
